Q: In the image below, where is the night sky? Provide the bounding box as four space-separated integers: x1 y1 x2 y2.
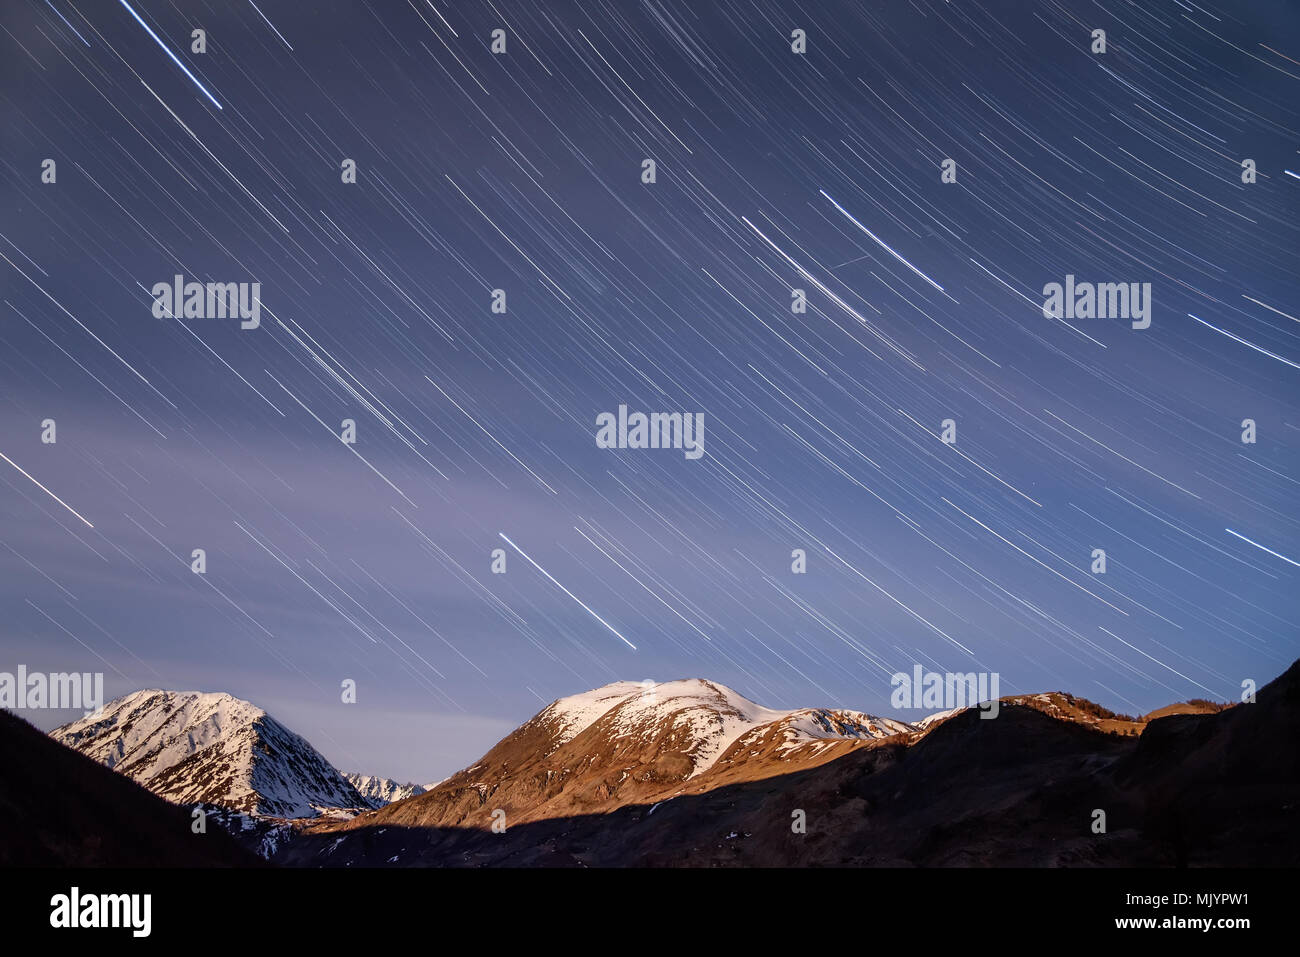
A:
2 0 1298 782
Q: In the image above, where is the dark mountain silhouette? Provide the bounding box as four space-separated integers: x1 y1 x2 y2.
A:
0 708 258 867
10 660 1296 867
274 659 1299 867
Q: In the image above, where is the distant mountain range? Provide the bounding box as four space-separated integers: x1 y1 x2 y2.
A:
4 662 1295 867
343 773 431 808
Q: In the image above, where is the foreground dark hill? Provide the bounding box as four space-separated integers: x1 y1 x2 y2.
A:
276 660 1299 867
0 708 258 867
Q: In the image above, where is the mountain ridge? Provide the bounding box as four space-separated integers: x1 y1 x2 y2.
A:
51 688 366 819
343 773 429 808
334 677 921 837
276 660 1297 867
36 671 1273 868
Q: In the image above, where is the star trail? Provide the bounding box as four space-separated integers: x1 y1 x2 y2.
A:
1 0 1296 780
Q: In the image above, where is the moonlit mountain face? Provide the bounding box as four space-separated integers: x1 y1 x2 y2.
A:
51 690 367 818
342 773 429 809
1 0 1297 783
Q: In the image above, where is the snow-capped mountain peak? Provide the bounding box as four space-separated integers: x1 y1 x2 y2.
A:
51 689 366 819
531 677 916 779
538 680 650 747
335 677 923 836
342 773 427 808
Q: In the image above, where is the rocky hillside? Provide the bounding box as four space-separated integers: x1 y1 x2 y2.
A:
275 665 1297 867
51 690 367 818
316 678 916 840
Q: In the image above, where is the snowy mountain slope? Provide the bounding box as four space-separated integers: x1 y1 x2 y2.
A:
914 707 964 730
279 658 1299 869
538 679 917 776
538 681 649 748
331 678 920 832
50 690 367 818
343 773 427 808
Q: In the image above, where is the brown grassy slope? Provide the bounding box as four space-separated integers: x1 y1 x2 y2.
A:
276 660 1297 867
310 684 912 837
